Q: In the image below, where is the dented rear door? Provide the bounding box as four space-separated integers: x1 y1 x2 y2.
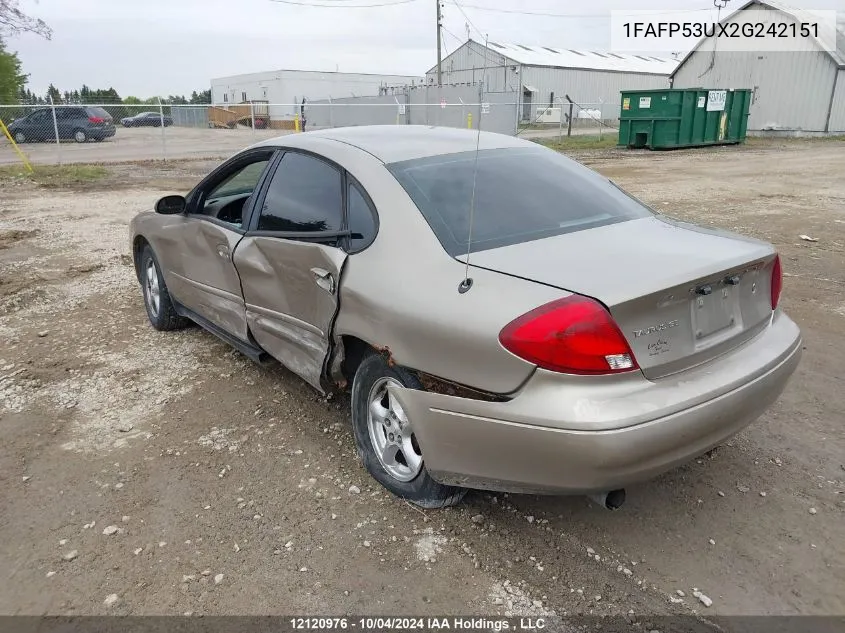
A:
233 150 349 392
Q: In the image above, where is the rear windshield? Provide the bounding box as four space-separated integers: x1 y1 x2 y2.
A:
387 146 653 256
86 107 111 120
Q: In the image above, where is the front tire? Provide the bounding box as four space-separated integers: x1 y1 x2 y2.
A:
13 131 26 143
351 353 466 508
139 245 187 331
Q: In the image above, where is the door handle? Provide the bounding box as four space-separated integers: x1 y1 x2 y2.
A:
217 244 231 260
310 267 335 295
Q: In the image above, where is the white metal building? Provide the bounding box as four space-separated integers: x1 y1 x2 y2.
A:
210 69 424 118
425 39 676 121
671 0 845 133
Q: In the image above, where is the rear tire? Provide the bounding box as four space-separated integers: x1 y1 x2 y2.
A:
351 352 466 508
73 129 88 143
139 245 188 331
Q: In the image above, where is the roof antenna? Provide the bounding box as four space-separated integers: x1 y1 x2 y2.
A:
458 33 489 295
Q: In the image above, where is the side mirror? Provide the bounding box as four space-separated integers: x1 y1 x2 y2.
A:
155 195 186 215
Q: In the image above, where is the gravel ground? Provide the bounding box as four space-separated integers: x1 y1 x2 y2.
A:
0 140 843 619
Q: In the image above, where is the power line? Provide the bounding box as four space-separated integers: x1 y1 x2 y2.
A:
441 24 464 47
268 0 418 7
451 0 482 39
454 3 714 18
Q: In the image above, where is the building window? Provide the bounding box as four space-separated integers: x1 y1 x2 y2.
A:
223 93 228 103
241 91 247 102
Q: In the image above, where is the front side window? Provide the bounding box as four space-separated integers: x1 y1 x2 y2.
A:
198 157 271 226
387 146 653 256
257 152 343 234
28 110 50 124
208 160 269 201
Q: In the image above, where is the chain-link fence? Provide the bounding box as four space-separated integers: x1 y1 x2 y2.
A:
516 100 618 143
0 92 618 167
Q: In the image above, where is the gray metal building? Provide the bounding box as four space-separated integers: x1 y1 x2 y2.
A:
210 69 423 120
671 0 845 133
425 39 676 122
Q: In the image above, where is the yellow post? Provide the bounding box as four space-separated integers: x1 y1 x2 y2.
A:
0 118 34 173
467 112 473 129
294 113 300 132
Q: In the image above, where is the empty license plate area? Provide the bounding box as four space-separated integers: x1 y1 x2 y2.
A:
692 281 741 343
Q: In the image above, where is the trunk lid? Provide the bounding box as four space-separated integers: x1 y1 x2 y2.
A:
461 216 777 379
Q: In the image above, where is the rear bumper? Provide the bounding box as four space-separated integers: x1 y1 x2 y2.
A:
390 312 802 494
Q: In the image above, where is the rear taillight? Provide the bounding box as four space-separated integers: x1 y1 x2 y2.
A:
498 295 639 375
770 254 782 310
88 116 104 124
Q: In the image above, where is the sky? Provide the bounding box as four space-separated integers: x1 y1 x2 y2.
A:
5 0 843 98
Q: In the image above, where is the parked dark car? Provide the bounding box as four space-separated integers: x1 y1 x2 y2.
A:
121 112 173 127
8 106 116 143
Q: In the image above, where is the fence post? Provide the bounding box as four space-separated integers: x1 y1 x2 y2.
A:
598 98 604 141
49 95 62 164
250 102 256 139
557 97 563 144
565 94 574 138
460 98 464 129
329 96 333 128
158 98 167 162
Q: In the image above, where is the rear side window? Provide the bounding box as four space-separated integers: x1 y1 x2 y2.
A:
387 147 652 256
86 107 111 120
56 108 81 120
346 181 377 252
258 152 343 233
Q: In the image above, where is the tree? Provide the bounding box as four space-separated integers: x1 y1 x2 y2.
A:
46 82 60 103
190 89 211 104
0 0 51 39
0 37 25 104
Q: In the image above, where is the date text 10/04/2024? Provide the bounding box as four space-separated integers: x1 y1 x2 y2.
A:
290 617 548 631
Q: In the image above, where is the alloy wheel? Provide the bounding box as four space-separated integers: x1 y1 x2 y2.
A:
144 259 161 317
366 377 423 482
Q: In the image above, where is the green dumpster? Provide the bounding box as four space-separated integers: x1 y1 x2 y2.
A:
618 88 751 150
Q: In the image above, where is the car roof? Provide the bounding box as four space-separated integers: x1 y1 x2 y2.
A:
252 125 537 164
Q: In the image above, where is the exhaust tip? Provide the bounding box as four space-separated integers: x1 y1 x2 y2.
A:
589 488 626 510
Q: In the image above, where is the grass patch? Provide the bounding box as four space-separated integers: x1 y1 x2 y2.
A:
745 134 845 146
534 133 619 151
0 164 108 187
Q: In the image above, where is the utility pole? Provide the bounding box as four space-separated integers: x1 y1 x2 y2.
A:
436 0 443 86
